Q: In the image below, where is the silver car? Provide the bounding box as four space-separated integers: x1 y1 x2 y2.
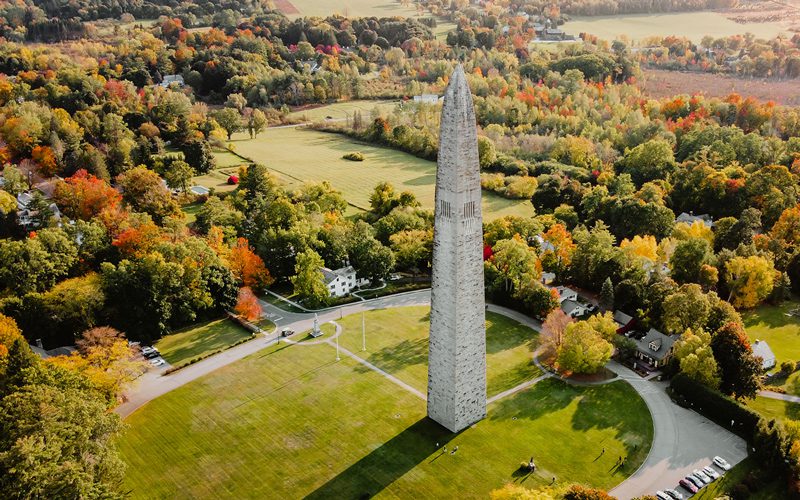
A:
693 469 712 484
713 456 732 470
703 466 720 480
665 488 684 499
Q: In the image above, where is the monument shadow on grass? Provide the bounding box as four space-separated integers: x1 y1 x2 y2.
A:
305 417 456 500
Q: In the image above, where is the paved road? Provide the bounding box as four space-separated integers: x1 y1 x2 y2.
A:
117 288 749 500
608 361 748 499
116 290 432 418
760 389 800 403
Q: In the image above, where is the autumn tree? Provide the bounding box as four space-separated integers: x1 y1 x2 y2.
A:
673 328 720 388
670 237 715 284
540 308 572 358
228 238 273 289
0 313 23 360
116 166 179 223
540 223 575 278
725 255 776 309
711 322 762 399
662 284 711 335
557 320 614 374
49 326 146 402
234 287 261 321
212 108 242 140
53 169 122 221
164 160 195 193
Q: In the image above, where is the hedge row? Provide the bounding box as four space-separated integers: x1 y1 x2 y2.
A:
669 373 761 441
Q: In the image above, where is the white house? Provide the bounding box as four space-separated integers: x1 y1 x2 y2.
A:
676 212 714 228
561 299 589 318
554 286 578 303
413 94 440 104
752 340 777 371
159 74 185 88
321 266 369 298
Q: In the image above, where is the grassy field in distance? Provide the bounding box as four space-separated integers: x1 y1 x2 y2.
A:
743 301 800 395
221 126 535 220
563 12 788 43
118 307 652 498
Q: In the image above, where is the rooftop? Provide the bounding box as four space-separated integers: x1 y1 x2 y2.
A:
634 329 676 361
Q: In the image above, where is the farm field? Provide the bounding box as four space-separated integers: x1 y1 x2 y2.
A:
641 68 800 106
335 306 541 398
154 318 253 367
288 99 399 122
221 126 535 219
563 12 787 43
118 309 652 498
278 0 455 39
743 302 800 394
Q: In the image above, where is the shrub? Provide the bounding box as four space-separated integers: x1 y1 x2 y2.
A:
343 152 365 161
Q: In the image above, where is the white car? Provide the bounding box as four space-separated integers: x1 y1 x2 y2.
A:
693 469 712 484
713 456 732 470
703 466 720 480
665 489 684 500
655 491 670 500
149 358 166 367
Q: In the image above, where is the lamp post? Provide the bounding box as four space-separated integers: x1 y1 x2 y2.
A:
336 333 340 361
362 311 366 351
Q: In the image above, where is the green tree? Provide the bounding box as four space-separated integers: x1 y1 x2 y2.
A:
0 228 78 295
599 277 614 311
618 139 676 186
477 136 496 169
557 319 614 374
246 109 268 138
711 322 762 399
164 160 195 193
662 284 711 335
350 235 395 284
670 237 715 284
673 328 720 388
291 249 330 307
390 229 432 273
181 139 216 174
1 165 27 196
212 108 243 140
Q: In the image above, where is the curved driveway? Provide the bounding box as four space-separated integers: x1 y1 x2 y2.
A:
116 288 748 499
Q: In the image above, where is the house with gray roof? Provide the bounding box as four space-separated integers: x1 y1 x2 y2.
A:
320 266 369 298
633 328 677 369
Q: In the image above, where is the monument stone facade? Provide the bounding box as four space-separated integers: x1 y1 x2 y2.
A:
426 65 487 433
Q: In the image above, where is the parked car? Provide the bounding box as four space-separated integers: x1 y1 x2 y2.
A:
713 456 732 470
141 346 160 359
679 478 699 493
703 466 720 480
686 474 704 489
656 491 671 500
150 358 165 367
693 469 712 484
281 329 294 337
665 488 684 499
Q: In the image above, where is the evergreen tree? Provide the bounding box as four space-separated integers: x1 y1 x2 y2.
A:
600 277 614 311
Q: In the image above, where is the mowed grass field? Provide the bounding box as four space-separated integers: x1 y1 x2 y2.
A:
154 318 253 366
563 12 787 43
743 302 800 394
118 307 653 498
223 126 535 219
336 306 541 397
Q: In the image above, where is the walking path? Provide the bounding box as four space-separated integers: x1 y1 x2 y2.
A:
759 389 800 403
116 288 748 500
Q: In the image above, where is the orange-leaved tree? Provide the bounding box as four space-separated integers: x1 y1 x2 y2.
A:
53 169 122 221
234 287 261 321
228 238 274 289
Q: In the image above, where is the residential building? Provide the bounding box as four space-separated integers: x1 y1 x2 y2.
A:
321 266 369 298
633 329 676 369
159 74 185 88
413 94 440 104
676 212 714 228
613 310 635 333
562 299 589 318
554 286 578 303
752 340 777 371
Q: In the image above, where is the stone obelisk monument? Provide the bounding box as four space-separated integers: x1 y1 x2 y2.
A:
427 65 487 433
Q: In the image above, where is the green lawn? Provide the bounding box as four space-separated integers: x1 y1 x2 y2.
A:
562 12 788 43
221 126 535 220
746 395 800 423
290 322 337 342
336 306 540 397
743 302 800 394
118 336 652 498
154 318 253 366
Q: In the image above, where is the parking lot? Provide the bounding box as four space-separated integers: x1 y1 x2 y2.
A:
610 364 748 499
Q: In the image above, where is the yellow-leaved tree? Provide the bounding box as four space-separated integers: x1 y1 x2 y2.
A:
725 255 776 309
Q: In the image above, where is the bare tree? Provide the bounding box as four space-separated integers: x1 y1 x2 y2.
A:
540 308 572 360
